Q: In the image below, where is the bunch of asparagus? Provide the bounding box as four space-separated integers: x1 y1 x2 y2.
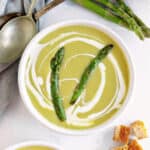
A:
74 0 150 40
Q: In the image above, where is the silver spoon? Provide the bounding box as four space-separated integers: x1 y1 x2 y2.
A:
0 0 37 64
0 0 64 71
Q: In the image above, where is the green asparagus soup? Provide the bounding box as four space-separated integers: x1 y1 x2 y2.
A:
24 25 130 130
17 146 55 150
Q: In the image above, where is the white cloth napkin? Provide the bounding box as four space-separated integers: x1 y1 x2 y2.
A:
0 0 49 15
0 0 51 115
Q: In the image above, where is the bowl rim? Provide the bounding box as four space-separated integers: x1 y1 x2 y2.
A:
5 141 62 150
18 19 135 135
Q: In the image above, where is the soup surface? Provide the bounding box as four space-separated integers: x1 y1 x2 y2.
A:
24 25 130 130
17 146 54 150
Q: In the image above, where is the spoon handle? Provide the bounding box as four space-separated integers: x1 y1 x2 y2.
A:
27 0 37 16
34 0 64 21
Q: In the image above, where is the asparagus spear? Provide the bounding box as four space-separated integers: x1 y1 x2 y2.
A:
116 0 150 37
73 0 128 27
94 0 144 40
70 44 113 105
50 47 66 121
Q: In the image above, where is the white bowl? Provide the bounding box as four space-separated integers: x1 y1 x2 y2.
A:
18 20 135 135
5 141 61 150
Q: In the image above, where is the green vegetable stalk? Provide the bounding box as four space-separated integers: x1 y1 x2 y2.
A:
73 0 128 27
116 0 150 37
50 47 66 121
74 0 150 40
95 0 144 40
70 44 113 105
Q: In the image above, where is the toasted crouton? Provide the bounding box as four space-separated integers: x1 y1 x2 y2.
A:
113 125 130 144
130 120 147 139
112 145 128 150
128 140 143 150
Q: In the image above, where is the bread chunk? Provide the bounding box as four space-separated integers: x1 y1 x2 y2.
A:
128 140 143 150
113 125 130 144
130 120 147 139
112 145 128 150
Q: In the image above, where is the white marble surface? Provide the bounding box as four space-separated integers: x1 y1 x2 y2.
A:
0 0 150 149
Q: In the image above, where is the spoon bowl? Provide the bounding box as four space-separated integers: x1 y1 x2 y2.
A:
0 16 36 63
0 0 37 64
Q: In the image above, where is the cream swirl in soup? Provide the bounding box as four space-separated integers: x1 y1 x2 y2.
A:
24 25 130 129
